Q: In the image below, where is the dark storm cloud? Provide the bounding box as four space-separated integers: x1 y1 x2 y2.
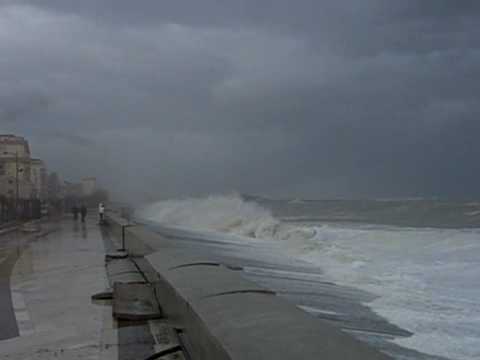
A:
1 1 480 201
48 132 97 148
17 1 480 54
0 92 51 123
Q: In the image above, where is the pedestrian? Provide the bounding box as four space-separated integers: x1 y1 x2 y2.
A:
98 202 105 224
80 204 87 223
72 204 79 220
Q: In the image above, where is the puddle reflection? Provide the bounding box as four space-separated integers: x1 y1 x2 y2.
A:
14 246 33 277
81 223 88 239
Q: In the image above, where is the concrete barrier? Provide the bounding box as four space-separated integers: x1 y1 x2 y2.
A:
104 210 126 242
105 213 392 360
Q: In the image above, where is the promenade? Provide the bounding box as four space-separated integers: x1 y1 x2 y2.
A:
0 217 114 359
0 213 394 360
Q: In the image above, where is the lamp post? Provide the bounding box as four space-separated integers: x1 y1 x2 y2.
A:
15 152 19 215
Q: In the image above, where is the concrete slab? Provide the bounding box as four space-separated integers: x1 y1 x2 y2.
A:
109 272 145 285
105 251 128 260
106 258 138 275
113 282 162 321
149 319 180 353
116 321 155 360
106 258 144 286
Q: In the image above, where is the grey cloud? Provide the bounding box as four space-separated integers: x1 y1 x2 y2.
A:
16 1 480 55
0 91 51 123
1 2 480 201
48 132 97 148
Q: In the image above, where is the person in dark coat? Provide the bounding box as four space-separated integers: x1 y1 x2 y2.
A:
72 204 79 220
80 204 87 223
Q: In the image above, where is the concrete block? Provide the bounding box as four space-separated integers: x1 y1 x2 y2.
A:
106 258 144 286
105 251 128 260
113 283 162 321
149 320 180 353
106 258 137 275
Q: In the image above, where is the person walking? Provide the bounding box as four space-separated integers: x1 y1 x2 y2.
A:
98 202 105 224
80 204 87 223
72 204 79 220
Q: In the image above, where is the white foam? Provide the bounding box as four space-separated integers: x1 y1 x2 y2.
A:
297 305 339 316
139 195 480 359
300 225 480 360
138 194 316 242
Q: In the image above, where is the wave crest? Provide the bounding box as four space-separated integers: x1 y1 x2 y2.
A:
138 194 316 241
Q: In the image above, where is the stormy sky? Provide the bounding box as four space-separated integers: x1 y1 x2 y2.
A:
1 1 480 201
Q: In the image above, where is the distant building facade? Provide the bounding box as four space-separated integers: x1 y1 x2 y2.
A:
30 159 47 199
81 177 97 196
0 134 30 158
0 135 33 199
0 134 98 204
64 181 83 198
0 134 54 200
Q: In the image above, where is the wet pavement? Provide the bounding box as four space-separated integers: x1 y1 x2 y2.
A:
0 218 115 359
0 248 20 340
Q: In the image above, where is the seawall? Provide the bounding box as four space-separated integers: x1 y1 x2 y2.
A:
105 210 392 360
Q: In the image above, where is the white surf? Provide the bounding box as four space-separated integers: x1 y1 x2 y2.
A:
139 194 480 360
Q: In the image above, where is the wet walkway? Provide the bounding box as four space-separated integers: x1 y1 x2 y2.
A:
0 218 115 359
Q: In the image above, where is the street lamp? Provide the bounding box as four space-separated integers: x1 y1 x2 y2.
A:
15 152 25 219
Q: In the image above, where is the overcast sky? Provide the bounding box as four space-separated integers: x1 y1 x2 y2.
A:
1 1 479 201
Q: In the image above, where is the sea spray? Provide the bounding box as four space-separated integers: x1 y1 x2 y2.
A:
138 195 480 359
138 194 316 241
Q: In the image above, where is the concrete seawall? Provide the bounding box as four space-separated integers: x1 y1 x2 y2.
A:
105 211 392 360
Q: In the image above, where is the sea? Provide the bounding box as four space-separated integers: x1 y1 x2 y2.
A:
137 194 480 360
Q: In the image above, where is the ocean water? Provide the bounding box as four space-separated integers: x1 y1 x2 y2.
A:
139 194 480 360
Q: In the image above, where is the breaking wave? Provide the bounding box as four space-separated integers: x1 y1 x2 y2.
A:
137 194 317 241
138 194 480 359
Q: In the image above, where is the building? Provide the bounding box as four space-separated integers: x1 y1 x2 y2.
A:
46 172 66 200
81 177 97 196
30 159 47 199
0 176 33 199
64 181 83 198
0 134 31 158
0 135 33 199
0 134 86 203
